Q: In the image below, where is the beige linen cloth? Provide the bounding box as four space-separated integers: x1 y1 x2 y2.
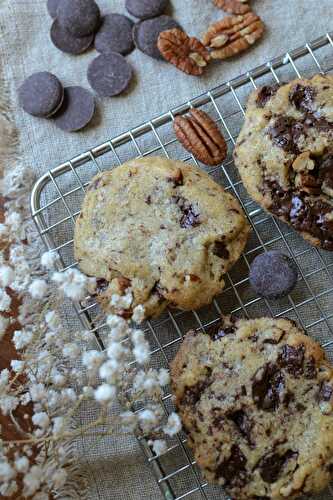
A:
0 0 333 499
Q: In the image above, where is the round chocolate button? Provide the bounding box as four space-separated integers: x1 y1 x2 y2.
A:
18 72 64 118
133 15 180 60
57 0 101 37
125 0 169 20
95 14 134 56
52 86 95 132
87 53 133 97
51 20 94 55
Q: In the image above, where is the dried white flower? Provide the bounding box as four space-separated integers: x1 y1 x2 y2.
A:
5 211 22 233
10 360 24 373
158 368 170 387
0 461 16 482
62 343 80 359
163 412 182 437
0 265 14 287
149 439 168 456
133 344 150 365
0 315 9 339
13 329 33 350
29 383 47 402
82 350 105 371
120 411 138 431
23 465 43 496
110 290 133 310
0 480 18 497
0 395 19 415
53 416 65 436
28 279 48 299
14 456 29 473
94 384 116 403
40 250 58 269
0 288 11 312
0 223 8 239
132 304 145 324
52 268 89 301
45 310 60 331
106 341 129 361
32 412 50 429
99 360 119 384
52 468 67 488
138 409 159 433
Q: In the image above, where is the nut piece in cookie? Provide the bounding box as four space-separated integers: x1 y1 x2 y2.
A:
74 157 250 319
171 316 333 499
202 13 265 60
234 74 333 251
158 29 210 76
174 109 227 165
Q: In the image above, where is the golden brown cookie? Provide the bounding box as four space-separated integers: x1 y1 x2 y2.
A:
234 74 333 250
74 157 250 318
171 316 333 499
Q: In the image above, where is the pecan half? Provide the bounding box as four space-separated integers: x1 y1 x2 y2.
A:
173 109 227 166
213 0 250 14
295 173 321 195
158 29 210 76
202 13 265 60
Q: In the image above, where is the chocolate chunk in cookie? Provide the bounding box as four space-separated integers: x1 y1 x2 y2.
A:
171 316 333 498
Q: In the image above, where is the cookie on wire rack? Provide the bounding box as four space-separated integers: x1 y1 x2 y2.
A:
171 316 333 499
74 157 250 319
234 74 333 251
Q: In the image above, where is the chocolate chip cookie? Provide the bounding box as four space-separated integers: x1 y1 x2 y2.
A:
171 316 333 499
234 74 333 250
74 157 250 319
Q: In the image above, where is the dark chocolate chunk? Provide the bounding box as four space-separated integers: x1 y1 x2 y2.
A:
228 410 253 445
213 241 230 259
167 169 183 186
95 14 134 56
252 363 285 411
126 0 169 19
133 15 180 60
50 20 94 55
289 84 316 113
57 0 101 37
256 84 280 107
319 383 333 402
304 356 317 379
278 344 305 376
268 116 304 154
180 204 201 228
52 86 95 132
95 278 108 293
258 450 298 483
18 72 64 118
207 317 236 341
249 251 298 300
182 380 211 407
215 444 248 487
87 53 133 97
47 0 62 18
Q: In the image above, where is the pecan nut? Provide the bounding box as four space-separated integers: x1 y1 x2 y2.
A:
213 0 250 14
202 13 265 60
173 109 227 166
295 172 321 195
292 151 315 173
158 29 210 76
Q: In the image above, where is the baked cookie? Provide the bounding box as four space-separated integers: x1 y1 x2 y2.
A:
74 157 250 318
171 316 333 499
234 74 333 250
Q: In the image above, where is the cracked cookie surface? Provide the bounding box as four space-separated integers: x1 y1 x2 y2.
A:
234 74 333 250
74 157 250 318
171 316 333 499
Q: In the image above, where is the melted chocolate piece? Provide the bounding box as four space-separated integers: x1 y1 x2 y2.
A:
215 444 248 487
95 278 108 293
172 196 201 229
213 241 230 260
228 410 253 445
263 332 286 344
265 179 333 251
168 170 184 186
256 84 280 108
289 84 316 112
182 380 210 406
319 383 333 402
145 195 152 205
252 363 285 411
278 344 305 377
259 450 298 483
268 116 304 154
207 317 236 341
304 356 317 379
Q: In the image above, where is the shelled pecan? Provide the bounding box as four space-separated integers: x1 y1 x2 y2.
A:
202 12 265 60
213 0 250 14
173 109 227 165
158 28 210 76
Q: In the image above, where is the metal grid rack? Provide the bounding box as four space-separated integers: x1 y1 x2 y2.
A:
31 33 333 500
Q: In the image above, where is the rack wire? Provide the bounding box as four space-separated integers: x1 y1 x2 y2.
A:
31 33 333 499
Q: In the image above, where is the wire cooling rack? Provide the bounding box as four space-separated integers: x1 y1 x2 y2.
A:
31 33 333 500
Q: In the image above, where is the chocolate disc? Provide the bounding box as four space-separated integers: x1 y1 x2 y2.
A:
18 72 64 118
47 0 62 18
50 20 94 54
52 86 95 132
57 0 101 37
133 15 180 60
125 0 169 20
95 14 134 56
87 53 133 97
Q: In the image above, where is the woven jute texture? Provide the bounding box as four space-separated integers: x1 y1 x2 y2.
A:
1 1 332 498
